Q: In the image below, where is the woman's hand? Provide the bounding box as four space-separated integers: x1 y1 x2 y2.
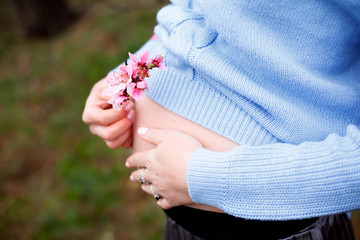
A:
82 78 134 149
126 127 203 209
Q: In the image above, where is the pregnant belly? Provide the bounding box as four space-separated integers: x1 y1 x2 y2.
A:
133 95 239 213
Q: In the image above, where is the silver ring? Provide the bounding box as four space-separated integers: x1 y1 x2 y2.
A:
139 169 148 185
151 185 161 200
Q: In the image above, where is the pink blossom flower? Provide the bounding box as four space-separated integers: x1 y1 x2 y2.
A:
151 34 158 41
136 80 147 90
107 92 127 111
102 51 166 111
108 92 135 111
150 55 167 70
129 51 150 67
102 78 131 96
106 70 123 87
137 68 150 80
119 65 132 78
127 82 144 101
126 80 148 101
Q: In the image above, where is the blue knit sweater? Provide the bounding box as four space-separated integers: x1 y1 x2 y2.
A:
135 0 360 220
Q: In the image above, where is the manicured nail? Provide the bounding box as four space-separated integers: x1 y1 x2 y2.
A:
127 110 134 120
125 161 130 168
129 175 134 181
138 127 148 135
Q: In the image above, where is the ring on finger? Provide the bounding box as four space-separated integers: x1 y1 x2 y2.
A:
139 169 148 185
150 185 161 200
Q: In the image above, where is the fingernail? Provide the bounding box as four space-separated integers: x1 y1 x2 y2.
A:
127 110 134 120
138 127 148 136
125 161 130 168
129 175 134 181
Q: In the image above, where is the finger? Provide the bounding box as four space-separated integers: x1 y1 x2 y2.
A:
141 184 162 199
82 104 128 125
105 128 132 149
141 184 152 195
83 79 113 123
157 198 172 209
137 127 174 145
90 118 132 141
86 107 130 126
95 79 112 101
122 135 133 149
130 168 152 184
126 150 151 168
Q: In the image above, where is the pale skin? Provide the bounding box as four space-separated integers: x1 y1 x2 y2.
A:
81 78 197 208
126 127 202 209
82 78 238 211
82 78 134 149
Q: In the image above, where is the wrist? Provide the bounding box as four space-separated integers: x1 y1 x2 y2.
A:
187 148 228 210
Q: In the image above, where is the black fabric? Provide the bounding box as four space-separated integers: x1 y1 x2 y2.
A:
164 206 319 240
164 216 207 240
164 207 355 240
282 213 355 240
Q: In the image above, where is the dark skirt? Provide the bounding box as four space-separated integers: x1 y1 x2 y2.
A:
163 206 355 240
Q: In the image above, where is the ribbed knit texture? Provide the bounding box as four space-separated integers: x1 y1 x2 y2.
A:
131 0 360 220
188 125 360 220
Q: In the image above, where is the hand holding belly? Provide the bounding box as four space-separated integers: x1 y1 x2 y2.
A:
126 127 203 209
83 84 238 212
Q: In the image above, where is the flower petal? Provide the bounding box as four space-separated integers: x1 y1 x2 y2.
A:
139 50 149 64
130 88 144 101
128 52 137 63
126 82 136 96
137 80 148 89
159 64 167 71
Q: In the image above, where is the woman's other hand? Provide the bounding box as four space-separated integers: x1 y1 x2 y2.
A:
82 78 134 149
126 127 203 209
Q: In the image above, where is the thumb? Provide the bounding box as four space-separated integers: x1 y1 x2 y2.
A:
137 127 172 145
97 79 112 101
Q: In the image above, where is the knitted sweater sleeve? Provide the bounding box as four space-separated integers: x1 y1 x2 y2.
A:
187 125 360 220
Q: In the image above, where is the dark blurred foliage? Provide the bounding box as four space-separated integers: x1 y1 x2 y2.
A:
13 0 82 38
11 0 167 38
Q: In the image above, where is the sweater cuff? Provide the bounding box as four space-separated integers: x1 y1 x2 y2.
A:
187 148 230 209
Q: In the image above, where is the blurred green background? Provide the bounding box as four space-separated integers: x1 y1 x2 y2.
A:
0 0 166 239
0 0 359 239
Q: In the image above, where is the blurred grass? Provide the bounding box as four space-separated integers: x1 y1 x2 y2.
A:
0 1 166 239
0 0 359 240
